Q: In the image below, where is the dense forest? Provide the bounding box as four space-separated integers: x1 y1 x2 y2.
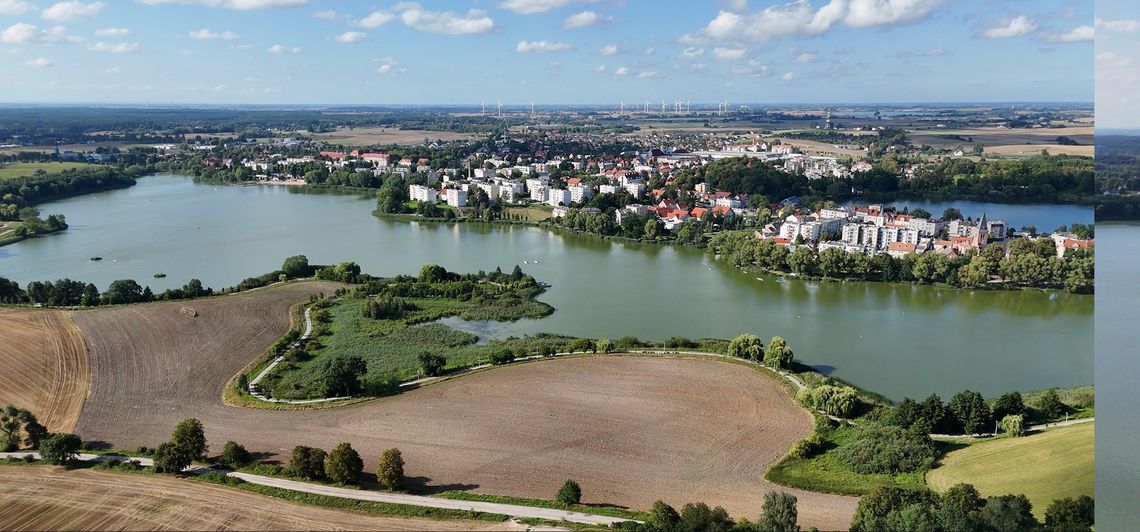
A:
1095 135 1140 220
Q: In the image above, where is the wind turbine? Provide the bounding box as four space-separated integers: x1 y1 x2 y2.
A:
685 100 690 113
661 101 667 113
619 100 625 115
644 99 650 113
530 101 535 117
481 100 486 116
497 100 502 118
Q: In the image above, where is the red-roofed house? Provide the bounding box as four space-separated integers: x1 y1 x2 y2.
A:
712 205 734 218
319 151 345 160
690 207 709 219
887 242 916 258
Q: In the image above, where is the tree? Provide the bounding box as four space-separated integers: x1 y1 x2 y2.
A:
643 218 660 240
556 479 582 505
376 448 405 490
910 208 932 219
281 255 310 278
650 500 681 529
786 247 816 276
320 354 368 397
102 279 144 305
837 425 937 474
418 352 447 377
325 442 364 485
679 502 734 532
38 433 81 465
941 208 962 221
596 338 614 354
153 441 192 473
171 418 208 461
999 414 1024 437
1036 388 1065 420
948 390 992 435
219 441 253 468
728 333 764 360
850 486 940 532
289 445 328 480
419 263 449 283
1044 496 1094 529
764 336 794 369
759 491 799 532
980 494 1038 531
818 247 848 278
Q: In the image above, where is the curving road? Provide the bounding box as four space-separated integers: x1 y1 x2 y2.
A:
0 452 633 526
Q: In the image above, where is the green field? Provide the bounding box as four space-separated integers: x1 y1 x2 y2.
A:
504 204 553 222
765 423 927 496
261 274 579 400
0 161 94 180
926 422 1094 519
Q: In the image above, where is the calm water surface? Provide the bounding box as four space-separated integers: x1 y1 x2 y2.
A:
841 199 1092 230
1094 223 1138 530
0 175 1093 400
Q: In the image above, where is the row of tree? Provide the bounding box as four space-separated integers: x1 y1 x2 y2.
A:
851 484 1093 531
0 276 213 306
886 389 1069 436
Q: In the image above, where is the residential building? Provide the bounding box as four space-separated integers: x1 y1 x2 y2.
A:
445 188 467 208
547 188 571 207
409 184 438 203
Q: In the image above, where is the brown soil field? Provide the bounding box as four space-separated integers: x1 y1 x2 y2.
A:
909 126 1094 150
309 127 477 146
0 309 88 432
980 144 1093 158
0 466 513 531
72 282 858 530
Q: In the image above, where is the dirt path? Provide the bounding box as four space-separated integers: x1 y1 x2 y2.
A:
0 309 88 432
0 465 519 531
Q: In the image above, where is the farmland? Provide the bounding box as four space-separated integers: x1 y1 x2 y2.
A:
0 162 95 180
0 466 509 531
0 309 87 432
308 127 477 146
908 126 1094 157
926 422 1094 519
63 282 857 530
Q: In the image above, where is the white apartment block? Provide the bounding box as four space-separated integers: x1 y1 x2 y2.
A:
409 184 438 203
526 177 550 191
445 188 467 208
569 185 592 204
476 182 500 202
530 185 549 202
624 183 645 198
547 188 572 207
599 184 621 195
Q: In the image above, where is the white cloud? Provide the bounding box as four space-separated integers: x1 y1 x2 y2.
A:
1049 25 1093 43
335 31 366 43
563 10 609 29
0 0 32 15
1 23 81 44
731 58 768 76
498 0 588 15
136 0 307 9
1096 18 1139 33
982 15 1036 39
681 46 704 58
598 43 617 55
311 9 336 20
376 56 404 75
1 22 37 43
782 71 795 81
24 57 51 66
41 1 104 22
357 10 394 28
87 41 139 53
267 43 300 54
516 40 571 53
189 28 239 40
795 51 818 63
614 65 629 76
396 4 495 35
94 27 129 37
636 71 657 79
687 0 945 44
712 46 745 60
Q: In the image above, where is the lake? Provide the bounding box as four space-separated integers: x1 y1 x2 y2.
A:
840 199 1092 231
1093 223 1138 531
0 175 1093 400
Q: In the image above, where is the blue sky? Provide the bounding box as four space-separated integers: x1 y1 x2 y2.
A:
0 0 1093 105
1097 0 1139 128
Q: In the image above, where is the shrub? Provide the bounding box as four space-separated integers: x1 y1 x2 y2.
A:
999 415 1025 437
219 441 253 468
1044 496 1094 529
556 479 582 505
567 338 595 352
836 425 937 475
489 350 515 365
759 491 799 532
376 448 405 490
324 442 364 485
788 432 826 459
288 445 328 480
39 433 82 465
663 336 696 349
596 338 614 354
418 352 447 377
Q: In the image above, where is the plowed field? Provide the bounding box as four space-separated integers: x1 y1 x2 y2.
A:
0 309 88 432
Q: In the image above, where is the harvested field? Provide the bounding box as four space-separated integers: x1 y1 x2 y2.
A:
309 127 477 146
909 126 1094 150
0 309 88 432
980 144 1093 158
0 466 511 531
72 289 859 530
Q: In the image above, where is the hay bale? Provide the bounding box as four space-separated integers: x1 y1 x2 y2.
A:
179 307 198 318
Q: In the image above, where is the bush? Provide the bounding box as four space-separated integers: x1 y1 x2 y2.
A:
489 350 515 365
39 433 82 465
376 448 405 490
567 338 595 352
999 415 1025 437
556 479 582 505
288 445 328 480
418 352 447 377
663 336 696 349
1044 496 1094 529
219 441 253 468
324 442 364 485
836 425 937 475
759 491 799 532
788 432 826 459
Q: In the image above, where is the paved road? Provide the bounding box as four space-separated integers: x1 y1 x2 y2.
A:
0 452 634 526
